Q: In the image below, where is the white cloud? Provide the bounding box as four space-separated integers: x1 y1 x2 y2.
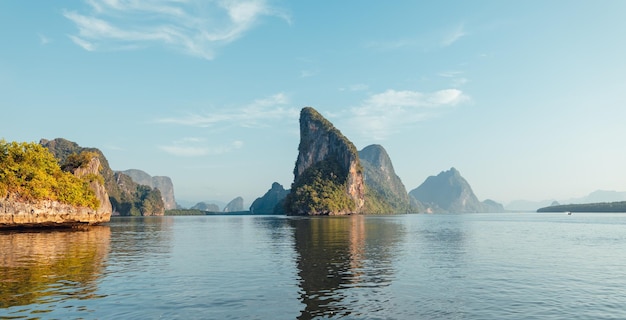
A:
157 93 298 128
38 33 52 45
63 0 290 59
159 139 244 157
159 145 210 157
348 89 470 140
299 69 318 78
339 84 369 92
441 24 466 47
439 70 468 87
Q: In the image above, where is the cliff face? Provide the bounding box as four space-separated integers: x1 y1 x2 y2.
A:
359 144 414 213
223 196 244 212
250 182 290 214
0 198 111 227
122 169 177 210
41 138 164 216
0 154 111 227
285 107 365 215
73 156 113 215
409 167 502 213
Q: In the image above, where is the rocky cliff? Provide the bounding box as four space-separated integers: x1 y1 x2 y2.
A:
284 107 365 215
41 138 164 216
409 168 503 213
359 144 414 213
223 196 244 212
191 202 220 212
121 169 177 210
0 154 111 228
250 182 290 214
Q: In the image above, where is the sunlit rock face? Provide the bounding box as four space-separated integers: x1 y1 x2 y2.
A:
41 138 165 216
285 107 365 215
0 156 111 228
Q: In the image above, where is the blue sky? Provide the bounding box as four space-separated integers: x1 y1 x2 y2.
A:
2 1 626 207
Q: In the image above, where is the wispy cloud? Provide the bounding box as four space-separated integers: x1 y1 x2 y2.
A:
299 69 318 78
366 23 468 52
441 24 466 47
364 38 416 51
159 138 244 157
347 89 470 140
439 70 468 87
157 93 298 128
63 0 290 59
339 84 369 92
38 33 52 45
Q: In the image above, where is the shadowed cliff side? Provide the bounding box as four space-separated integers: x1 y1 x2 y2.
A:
121 169 177 210
284 107 365 215
359 144 415 213
250 182 289 214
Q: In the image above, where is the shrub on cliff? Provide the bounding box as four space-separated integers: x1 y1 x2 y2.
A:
284 157 356 215
0 139 99 209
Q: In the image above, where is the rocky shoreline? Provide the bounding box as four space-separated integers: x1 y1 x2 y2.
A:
0 198 111 228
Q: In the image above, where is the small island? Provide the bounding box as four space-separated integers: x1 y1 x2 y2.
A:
537 201 626 213
0 140 111 228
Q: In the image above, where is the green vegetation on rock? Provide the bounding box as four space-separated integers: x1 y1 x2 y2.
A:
0 139 99 209
359 144 414 214
41 138 164 216
285 157 356 215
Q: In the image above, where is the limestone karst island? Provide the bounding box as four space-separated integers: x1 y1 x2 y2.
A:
1 106 518 227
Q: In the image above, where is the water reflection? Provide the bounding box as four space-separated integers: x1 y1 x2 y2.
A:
0 226 110 310
107 216 173 255
289 216 404 319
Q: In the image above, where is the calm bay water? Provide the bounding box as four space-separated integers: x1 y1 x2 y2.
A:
2 213 626 319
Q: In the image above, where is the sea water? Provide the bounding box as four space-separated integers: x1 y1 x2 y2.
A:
2 213 626 319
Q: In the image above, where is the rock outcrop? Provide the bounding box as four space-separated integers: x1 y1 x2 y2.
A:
41 138 164 216
121 169 177 210
284 107 365 215
250 182 290 214
409 167 503 213
223 196 244 212
359 144 414 213
0 155 111 228
191 202 220 212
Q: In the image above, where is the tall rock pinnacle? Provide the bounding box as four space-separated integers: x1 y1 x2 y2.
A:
285 107 365 215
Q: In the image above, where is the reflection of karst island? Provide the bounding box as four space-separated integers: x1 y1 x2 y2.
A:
0 226 111 307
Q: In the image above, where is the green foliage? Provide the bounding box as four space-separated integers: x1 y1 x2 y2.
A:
61 151 100 172
42 138 166 216
0 139 99 209
285 157 356 215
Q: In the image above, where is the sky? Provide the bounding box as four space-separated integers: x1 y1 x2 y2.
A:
2 1 626 208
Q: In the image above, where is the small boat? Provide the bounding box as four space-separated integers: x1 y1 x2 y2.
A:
566 211 572 215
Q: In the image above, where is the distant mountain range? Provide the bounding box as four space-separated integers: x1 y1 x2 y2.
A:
408 167 504 213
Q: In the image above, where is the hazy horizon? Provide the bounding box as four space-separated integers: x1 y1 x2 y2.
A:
2 1 625 206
